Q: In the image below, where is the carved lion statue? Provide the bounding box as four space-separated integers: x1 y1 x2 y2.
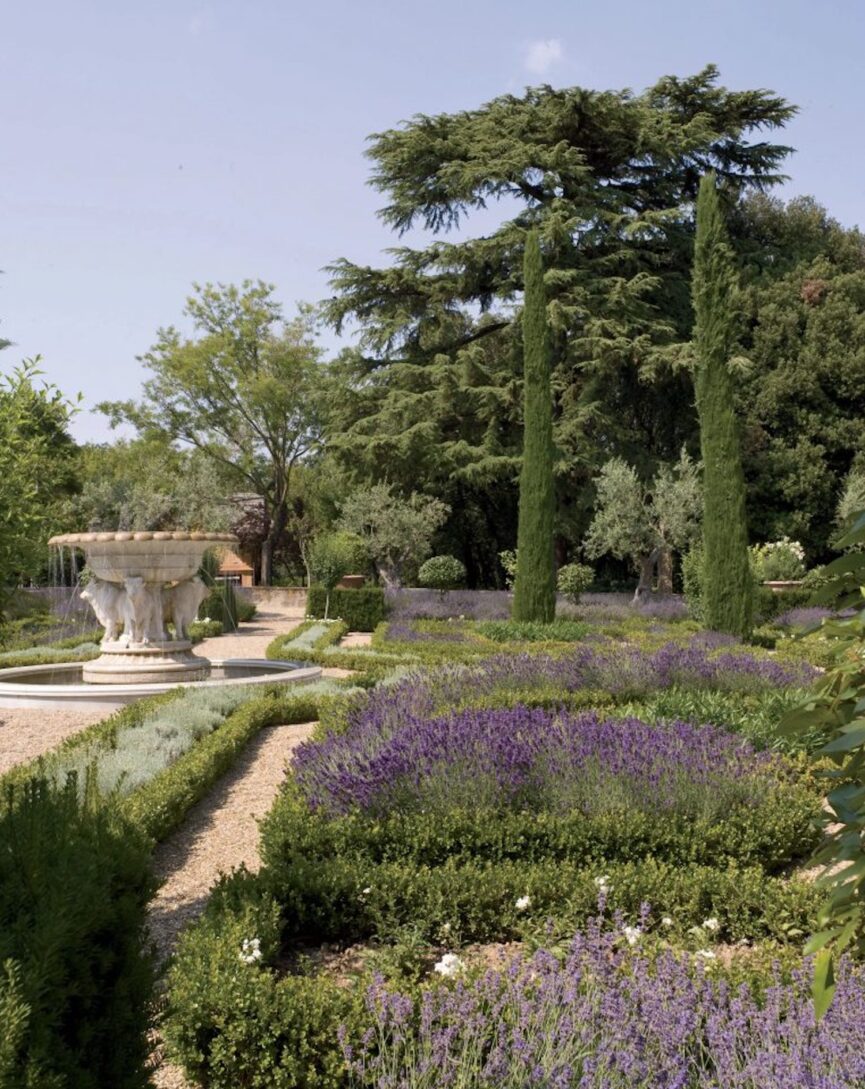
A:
123 576 163 645
80 578 126 643
165 577 208 640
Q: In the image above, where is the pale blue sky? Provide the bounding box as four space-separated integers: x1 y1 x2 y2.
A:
1 0 861 441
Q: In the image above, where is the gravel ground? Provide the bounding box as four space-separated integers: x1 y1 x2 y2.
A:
0 707 108 774
195 603 305 659
149 719 316 1088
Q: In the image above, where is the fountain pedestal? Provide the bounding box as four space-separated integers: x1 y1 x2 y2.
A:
82 639 209 685
48 530 239 687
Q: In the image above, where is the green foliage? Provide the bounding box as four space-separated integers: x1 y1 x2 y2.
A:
123 690 324 842
782 509 865 1014
164 891 359 1089
417 555 467 595
681 547 704 620
198 550 256 629
188 617 224 641
557 562 594 604
98 282 324 583
0 641 100 667
692 173 753 638
584 451 702 595
737 231 865 556
750 537 807 581
65 439 234 533
337 483 449 588
309 534 360 618
322 69 794 584
0 779 155 1088
499 549 518 590
475 619 589 643
513 231 556 623
0 361 79 607
625 685 820 755
305 586 387 631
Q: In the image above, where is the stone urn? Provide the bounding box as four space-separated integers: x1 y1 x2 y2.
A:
49 531 237 684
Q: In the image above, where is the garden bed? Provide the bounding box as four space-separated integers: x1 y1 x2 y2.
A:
163 631 835 1088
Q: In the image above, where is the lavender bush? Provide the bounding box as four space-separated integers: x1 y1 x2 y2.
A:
387 589 692 624
383 619 470 644
294 704 777 819
386 589 512 621
342 915 865 1088
337 642 816 749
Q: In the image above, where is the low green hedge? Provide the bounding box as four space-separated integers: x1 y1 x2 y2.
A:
261 783 819 876
0 640 101 668
306 586 386 631
0 780 155 1088
0 689 184 800
123 689 328 843
164 855 821 1089
165 892 358 1089
256 780 819 947
257 853 819 947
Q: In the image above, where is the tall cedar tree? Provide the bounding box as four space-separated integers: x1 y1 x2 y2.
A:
513 232 556 621
692 174 753 637
322 68 795 582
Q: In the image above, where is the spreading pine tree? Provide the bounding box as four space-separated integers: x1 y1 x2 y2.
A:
513 231 556 622
692 173 753 638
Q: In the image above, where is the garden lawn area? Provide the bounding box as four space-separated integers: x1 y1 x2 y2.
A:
160 598 859 1088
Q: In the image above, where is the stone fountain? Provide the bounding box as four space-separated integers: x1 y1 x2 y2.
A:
0 530 321 709
48 531 238 684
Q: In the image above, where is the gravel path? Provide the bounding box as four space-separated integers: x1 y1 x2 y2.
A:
0 706 108 775
195 602 305 660
149 718 316 1088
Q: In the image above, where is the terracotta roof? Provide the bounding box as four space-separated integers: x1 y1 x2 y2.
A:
217 547 254 574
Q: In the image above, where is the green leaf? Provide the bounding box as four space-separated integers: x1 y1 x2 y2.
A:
812 947 836 1020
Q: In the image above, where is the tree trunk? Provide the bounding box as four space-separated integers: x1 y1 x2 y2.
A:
632 554 655 603
260 500 289 587
377 561 402 590
657 547 674 595
260 538 273 587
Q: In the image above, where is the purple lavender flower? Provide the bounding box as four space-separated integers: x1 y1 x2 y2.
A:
342 918 865 1088
294 704 777 818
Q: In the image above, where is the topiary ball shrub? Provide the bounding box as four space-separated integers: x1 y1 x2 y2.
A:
417 555 467 597
557 562 594 605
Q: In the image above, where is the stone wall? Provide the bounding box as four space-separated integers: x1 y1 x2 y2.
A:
237 585 308 610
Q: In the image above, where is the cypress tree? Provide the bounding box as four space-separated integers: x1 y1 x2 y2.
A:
513 231 556 622
692 173 753 637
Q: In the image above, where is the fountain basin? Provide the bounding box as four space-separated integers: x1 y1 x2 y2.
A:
48 531 237 584
0 658 322 711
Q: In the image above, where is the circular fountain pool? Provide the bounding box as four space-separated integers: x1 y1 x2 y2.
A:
0 657 322 711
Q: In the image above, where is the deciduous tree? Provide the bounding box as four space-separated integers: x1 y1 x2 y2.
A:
99 282 324 583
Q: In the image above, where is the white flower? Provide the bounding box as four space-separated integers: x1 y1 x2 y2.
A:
661 916 674 928
203 616 211 623
622 925 642 947
359 886 372 901
433 953 464 977
702 917 720 932
515 895 532 912
593 874 611 890
695 949 717 963
239 937 262 965
440 922 452 936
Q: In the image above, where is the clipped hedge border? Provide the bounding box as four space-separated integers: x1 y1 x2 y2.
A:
260 782 820 878
0 640 101 669
306 585 387 631
162 857 822 1089
0 689 184 800
123 689 331 843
